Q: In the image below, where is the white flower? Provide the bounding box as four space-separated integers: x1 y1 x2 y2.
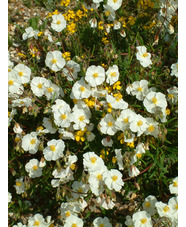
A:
106 65 119 85
52 99 71 113
43 117 57 134
11 97 32 108
104 5 116 21
115 109 135 131
93 0 103 3
155 201 171 218
62 60 80 81
89 18 97 28
13 63 31 84
101 137 113 147
129 114 148 137
125 215 134 227
71 108 90 130
103 169 124 191
168 196 178 222
136 46 152 68
100 114 117 135
64 215 83 227
96 196 115 210
22 27 39 40
71 78 91 100
43 139 65 161
93 217 112 227
130 143 146 165
85 65 105 87
142 195 157 215
83 152 105 172
115 149 124 170
60 202 78 220
21 132 39 154
128 165 140 177
45 50 66 72
71 181 89 199
132 210 152 227
44 81 61 100
8 71 23 95
144 118 159 138
28 213 47 227
8 192 12 203
170 62 178 77
51 14 67 32
120 30 126 37
106 94 128 110
13 123 23 134
130 80 149 101
169 176 178 195
14 177 25 194
88 166 107 188
143 91 167 113
167 86 178 104
113 20 121 30
31 77 49 97
13 222 27 227
25 159 43 178
107 0 122 11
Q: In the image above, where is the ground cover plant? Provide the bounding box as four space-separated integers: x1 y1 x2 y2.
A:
8 0 178 226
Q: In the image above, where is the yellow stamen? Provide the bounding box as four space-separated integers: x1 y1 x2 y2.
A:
111 72 117 77
137 87 142 92
93 73 98 78
99 224 104 227
65 211 71 217
80 86 85 92
50 145 56 152
123 118 129 123
173 181 178 187
16 182 21 187
47 87 53 93
137 120 143 126
112 175 118 181
30 139 36 145
56 20 61 25
79 115 85 121
105 11 110 17
51 59 57 64
175 204 178 210
91 157 97 164
141 218 147 224
152 97 157 104
33 165 38 170
60 114 67 120
70 164 75 170
34 221 40 226
18 72 24 77
107 121 113 127
37 83 43 89
163 206 170 212
8 80 14 85
97 174 102 180
148 125 154 132
136 153 142 159
142 52 148 58
145 201 151 208
72 224 77 227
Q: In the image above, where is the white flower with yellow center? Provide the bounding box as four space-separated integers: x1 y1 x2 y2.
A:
142 195 157 215
45 50 66 72
44 81 61 100
115 109 135 131
170 62 178 77
71 181 89 200
136 46 152 68
64 215 84 227
167 86 178 104
130 143 146 165
8 71 23 95
85 65 105 87
106 65 119 85
25 158 43 178
103 169 124 191
11 97 32 108
100 113 117 135
71 78 91 100
88 166 107 190
14 177 25 195
145 118 159 138
103 5 116 21
13 63 31 84
27 213 46 227
52 99 71 114
132 210 152 227
155 201 171 218
107 0 122 11
106 94 128 110
143 91 167 114
129 114 148 137
93 217 112 227
168 196 178 223
31 77 50 97
71 108 90 130
43 139 65 161
51 13 67 32
21 132 39 154
169 176 178 195
60 202 78 220
130 80 149 101
83 152 104 172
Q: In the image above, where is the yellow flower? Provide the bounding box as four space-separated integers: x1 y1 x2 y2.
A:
62 52 71 61
98 21 104 30
61 0 70 6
